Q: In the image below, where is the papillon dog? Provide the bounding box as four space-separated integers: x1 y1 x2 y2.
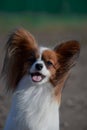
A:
2 28 80 130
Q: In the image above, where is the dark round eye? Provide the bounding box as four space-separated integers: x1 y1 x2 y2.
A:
46 61 53 66
27 57 36 63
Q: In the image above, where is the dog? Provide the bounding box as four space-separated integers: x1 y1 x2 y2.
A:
2 28 80 130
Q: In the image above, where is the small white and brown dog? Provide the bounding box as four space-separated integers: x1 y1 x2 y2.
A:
2 28 80 130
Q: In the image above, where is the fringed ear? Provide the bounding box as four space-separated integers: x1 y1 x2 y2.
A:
53 40 80 103
7 28 37 57
2 28 38 92
54 40 80 73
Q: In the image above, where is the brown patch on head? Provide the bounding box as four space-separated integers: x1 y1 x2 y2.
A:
52 40 80 103
2 28 38 91
42 49 60 78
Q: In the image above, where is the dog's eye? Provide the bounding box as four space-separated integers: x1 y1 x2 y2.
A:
27 57 36 63
46 61 53 66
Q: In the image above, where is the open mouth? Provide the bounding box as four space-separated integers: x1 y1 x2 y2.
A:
31 72 46 82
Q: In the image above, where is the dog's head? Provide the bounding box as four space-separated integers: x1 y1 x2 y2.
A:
2 28 80 95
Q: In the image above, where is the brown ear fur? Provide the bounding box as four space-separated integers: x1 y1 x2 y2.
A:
54 40 80 80
53 40 80 102
2 28 38 91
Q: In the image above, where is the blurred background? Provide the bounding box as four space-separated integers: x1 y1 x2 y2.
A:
0 0 87 130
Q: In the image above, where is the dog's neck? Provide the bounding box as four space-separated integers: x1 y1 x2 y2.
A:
4 76 60 130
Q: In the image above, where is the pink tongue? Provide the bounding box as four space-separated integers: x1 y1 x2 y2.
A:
32 76 42 82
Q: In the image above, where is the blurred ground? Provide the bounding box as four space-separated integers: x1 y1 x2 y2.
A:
0 14 87 130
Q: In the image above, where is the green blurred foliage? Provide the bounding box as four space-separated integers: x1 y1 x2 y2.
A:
0 0 87 14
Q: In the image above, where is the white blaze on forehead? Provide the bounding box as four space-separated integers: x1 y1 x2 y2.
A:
38 47 50 60
40 47 50 53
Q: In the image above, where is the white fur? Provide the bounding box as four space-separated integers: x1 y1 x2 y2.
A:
4 47 60 130
4 75 59 130
39 47 49 58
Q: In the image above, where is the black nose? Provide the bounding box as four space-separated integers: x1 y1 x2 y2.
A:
35 63 43 71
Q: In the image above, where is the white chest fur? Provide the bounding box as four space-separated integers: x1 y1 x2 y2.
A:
4 76 59 130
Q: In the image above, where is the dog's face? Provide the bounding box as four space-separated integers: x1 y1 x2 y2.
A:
29 47 59 85
2 28 80 93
